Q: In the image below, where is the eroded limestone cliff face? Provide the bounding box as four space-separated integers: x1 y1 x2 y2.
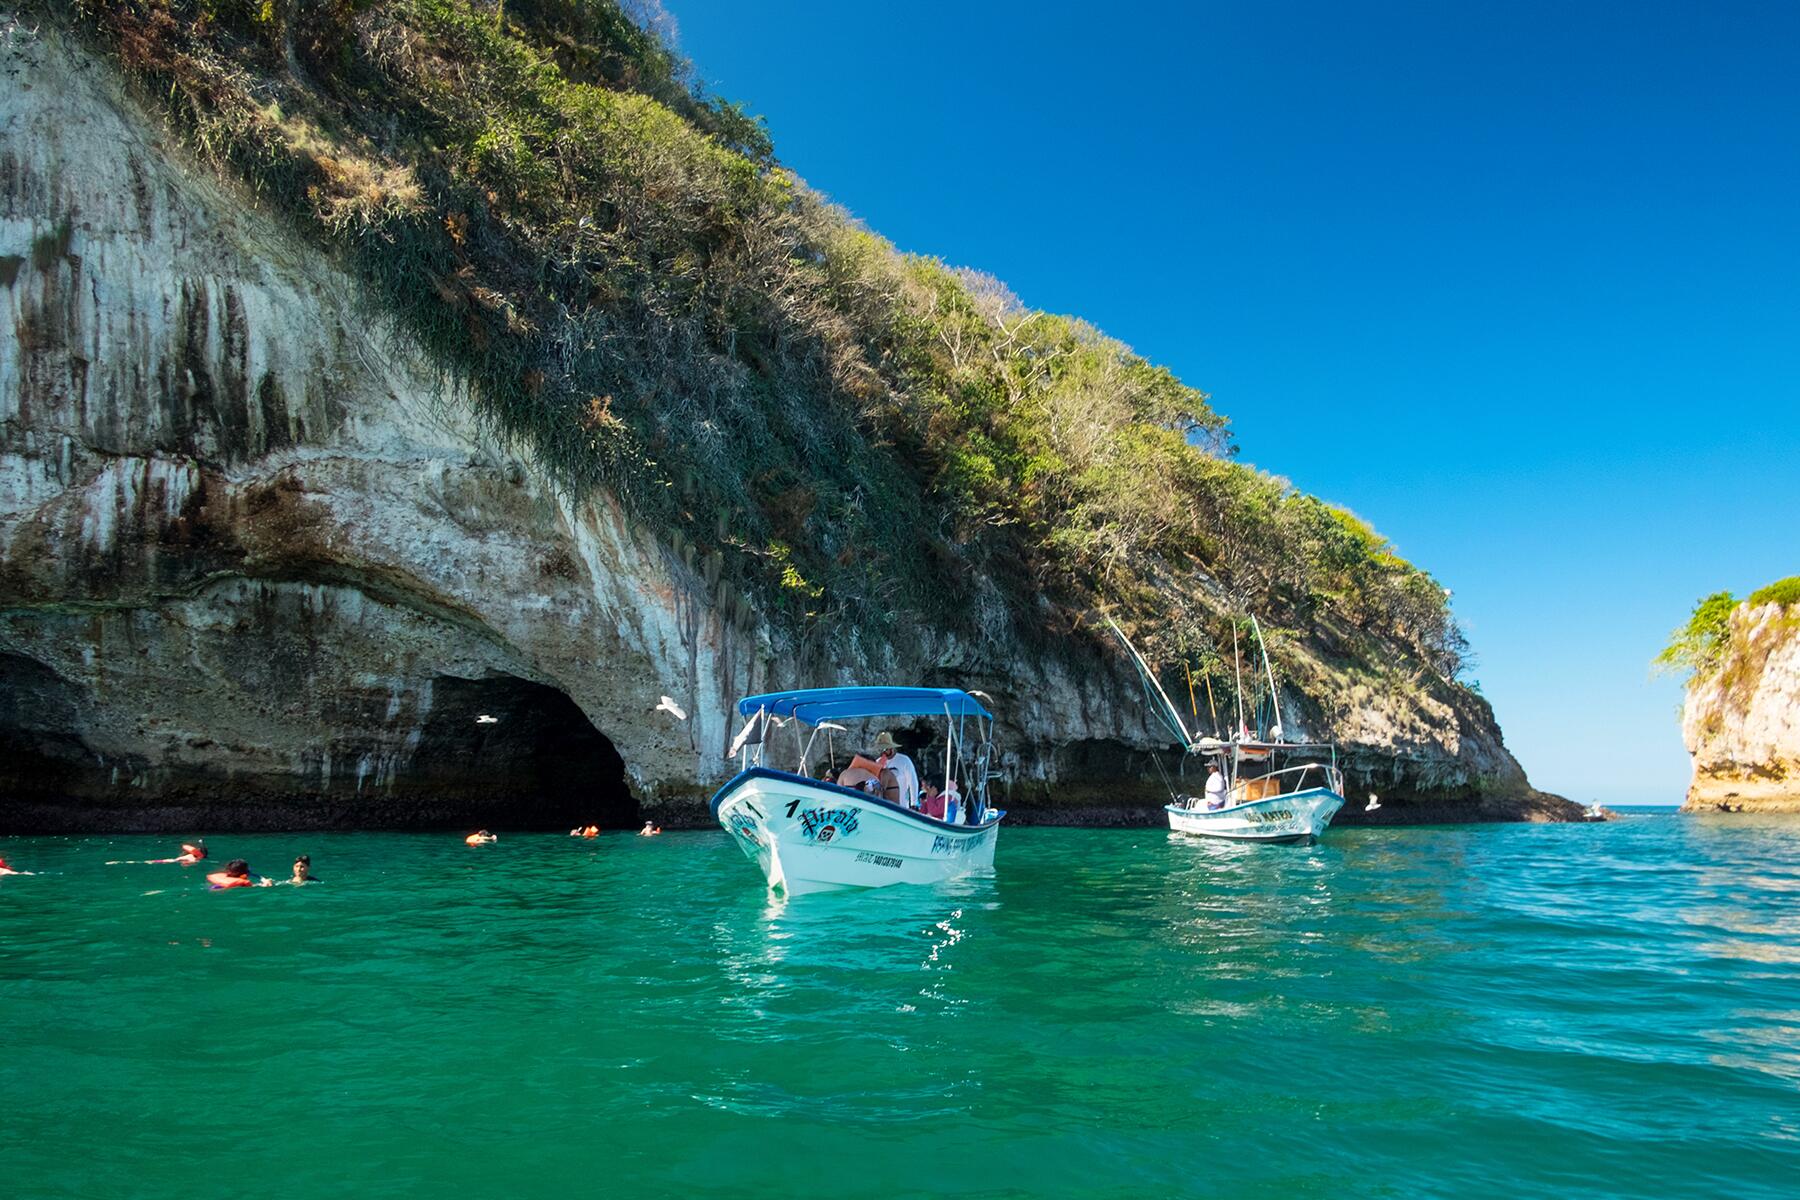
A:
0 19 1573 830
1682 599 1800 813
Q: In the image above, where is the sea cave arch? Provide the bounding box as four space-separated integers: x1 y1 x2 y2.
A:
405 673 637 831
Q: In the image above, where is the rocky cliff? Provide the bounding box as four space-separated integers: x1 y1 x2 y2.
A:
1681 595 1800 813
0 15 1574 831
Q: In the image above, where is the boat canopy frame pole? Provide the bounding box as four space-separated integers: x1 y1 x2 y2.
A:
943 703 957 798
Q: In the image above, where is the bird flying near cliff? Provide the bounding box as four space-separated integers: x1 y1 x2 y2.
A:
654 696 688 721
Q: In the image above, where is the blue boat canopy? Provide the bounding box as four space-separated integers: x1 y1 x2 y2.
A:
737 686 993 724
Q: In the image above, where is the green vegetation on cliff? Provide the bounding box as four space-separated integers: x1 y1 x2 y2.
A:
54 0 1464 683
1748 577 1800 609
1658 577 1800 680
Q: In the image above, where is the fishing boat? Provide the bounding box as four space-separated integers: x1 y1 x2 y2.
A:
711 687 1005 895
1107 616 1347 843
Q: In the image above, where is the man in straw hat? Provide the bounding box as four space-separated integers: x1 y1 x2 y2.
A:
873 731 921 811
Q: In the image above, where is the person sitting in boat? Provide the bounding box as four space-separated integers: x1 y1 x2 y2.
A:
943 777 963 824
836 753 884 794
920 782 946 820
1204 766 1227 810
873 732 920 810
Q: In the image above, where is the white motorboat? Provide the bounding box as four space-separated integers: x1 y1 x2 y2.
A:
1107 615 1348 844
1164 740 1346 842
711 687 1004 895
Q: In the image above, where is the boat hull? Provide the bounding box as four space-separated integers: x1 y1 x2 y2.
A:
1166 787 1345 842
712 768 1001 895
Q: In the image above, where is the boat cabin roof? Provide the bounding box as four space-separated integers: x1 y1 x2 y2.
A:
737 686 993 724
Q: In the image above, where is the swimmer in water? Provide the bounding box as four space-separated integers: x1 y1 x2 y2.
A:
0 854 34 876
147 840 207 865
465 830 498 846
206 859 271 889
639 821 662 837
287 855 319 885
582 824 599 838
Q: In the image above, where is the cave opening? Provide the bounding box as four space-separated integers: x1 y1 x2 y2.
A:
406 673 638 830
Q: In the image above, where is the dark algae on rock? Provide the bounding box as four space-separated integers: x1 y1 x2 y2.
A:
0 2 1576 829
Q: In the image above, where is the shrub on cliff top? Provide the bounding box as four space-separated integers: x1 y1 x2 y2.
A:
50 0 1467 683
1747 576 1800 609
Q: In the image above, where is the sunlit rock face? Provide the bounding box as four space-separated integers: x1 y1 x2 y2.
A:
1682 600 1800 813
0 19 1571 830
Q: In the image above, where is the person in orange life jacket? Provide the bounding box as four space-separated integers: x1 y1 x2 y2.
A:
207 859 271 889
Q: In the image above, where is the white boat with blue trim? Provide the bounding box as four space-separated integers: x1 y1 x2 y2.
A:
711 687 1004 895
1164 739 1346 842
1107 616 1348 843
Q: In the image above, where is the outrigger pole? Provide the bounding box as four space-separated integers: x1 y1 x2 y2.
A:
1249 614 1284 739
1104 617 1195 749
1232 623 1246 739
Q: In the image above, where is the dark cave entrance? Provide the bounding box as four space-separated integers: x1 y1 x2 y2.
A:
406 674 638 830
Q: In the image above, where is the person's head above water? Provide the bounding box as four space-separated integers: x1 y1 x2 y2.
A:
182 840 207 859
223 859 249 878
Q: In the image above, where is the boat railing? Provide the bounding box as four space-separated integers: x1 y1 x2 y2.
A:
1177 762 1343 810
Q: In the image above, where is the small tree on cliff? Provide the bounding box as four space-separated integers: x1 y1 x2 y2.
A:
1655 591 1737 680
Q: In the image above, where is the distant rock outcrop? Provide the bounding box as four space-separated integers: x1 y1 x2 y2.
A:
1681 593 1800 813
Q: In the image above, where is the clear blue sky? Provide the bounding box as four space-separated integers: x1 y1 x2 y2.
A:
666 0 1800 804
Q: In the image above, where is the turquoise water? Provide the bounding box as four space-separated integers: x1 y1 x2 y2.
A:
4 814 1798 1198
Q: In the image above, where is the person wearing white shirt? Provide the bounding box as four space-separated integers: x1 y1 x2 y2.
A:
873 731 921 809
1204 765 1227 810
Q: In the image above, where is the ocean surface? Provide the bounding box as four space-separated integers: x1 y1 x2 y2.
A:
4 812 1798 1198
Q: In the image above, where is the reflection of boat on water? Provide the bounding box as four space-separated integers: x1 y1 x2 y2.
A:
711 687 1004 895
1107 615 1347 844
